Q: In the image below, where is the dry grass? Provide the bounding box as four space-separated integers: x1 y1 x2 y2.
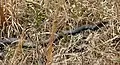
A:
0 0 120 65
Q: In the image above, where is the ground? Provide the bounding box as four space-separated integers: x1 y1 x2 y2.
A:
0 0 120 65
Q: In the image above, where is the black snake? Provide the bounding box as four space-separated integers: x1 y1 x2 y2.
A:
0 20 108 59
0 21 108 46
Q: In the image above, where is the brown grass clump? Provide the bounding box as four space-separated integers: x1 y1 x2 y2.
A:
0 0 120 65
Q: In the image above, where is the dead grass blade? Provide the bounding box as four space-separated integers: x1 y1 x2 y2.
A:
0 5 5 26
10 31 24 65
46 20 56 65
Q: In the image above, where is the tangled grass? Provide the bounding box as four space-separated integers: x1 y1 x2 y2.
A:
0 0 120 65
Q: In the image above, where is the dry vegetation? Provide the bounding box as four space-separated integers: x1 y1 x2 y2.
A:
0 0 120 65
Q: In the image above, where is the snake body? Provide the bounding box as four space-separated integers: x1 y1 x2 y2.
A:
0 21 108 59
0 21 108 47
53 21 108 42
